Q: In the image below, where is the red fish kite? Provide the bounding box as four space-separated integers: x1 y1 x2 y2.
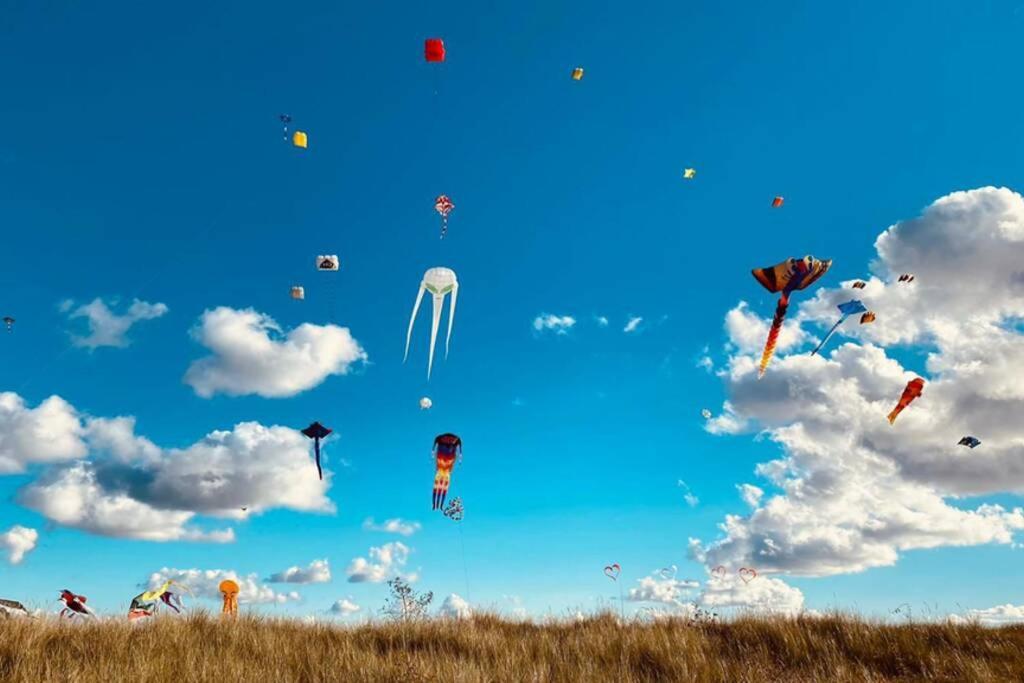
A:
302 422 332 480
435 195 454 239
887 378 924 424
432 433 462 510
752 255 832 377
425 38 445 62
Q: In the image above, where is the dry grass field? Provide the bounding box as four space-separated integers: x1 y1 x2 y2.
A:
1 612 1022 682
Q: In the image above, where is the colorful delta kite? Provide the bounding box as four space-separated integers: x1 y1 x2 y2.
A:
739 567 757 584
219 580 239 617
301 421 332 480
811 300 867 356
128 581 185 621
59 590 94 619
751 255 832 377
771 196 784 208
290 286 305 301
604 563 621 580
434 195 454 239
432 433 462 511
958 436 981 449
684 168 697 179
316 255 339 271
419 396 433 410
572 67 584 80
898 274 915 283
852 281 867 289
404 267 458 379
425 38 445 62
443 496 464 522
860 311 876 324
887 378 925 424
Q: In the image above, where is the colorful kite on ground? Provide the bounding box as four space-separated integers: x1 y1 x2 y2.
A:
860 311 876 324
604 563 621 580
432 433 462 511
58 590 94 619
751 255 832 377
443 496 464 522
887 378 925 424
219 580 239 617
435 195 454 239
301 421 332 480
958 436 981 448
811 300 867 356
404 267 458 379
128 581 185 620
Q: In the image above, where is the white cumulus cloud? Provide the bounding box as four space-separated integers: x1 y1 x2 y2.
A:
439 593 472 619
532 314 576 335
184 307 366 398
346 542 411 583
268 559 331 584
64 297 168 349
362 518 421 536
0 525 38 564
146 568 300 605
330 598 361 616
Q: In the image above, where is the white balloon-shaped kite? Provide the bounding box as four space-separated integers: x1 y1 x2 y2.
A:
419 397 433 410
404 267 458 379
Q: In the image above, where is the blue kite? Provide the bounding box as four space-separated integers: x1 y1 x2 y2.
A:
811 300 868 356
958 436 981 449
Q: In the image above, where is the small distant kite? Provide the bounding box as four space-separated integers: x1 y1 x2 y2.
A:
301 421 333 480
811 300 867 356
292 131 308 149
2 317 12 332
771 196 784 208
752 255 832 377
419 397 433 410
860 311 876 324
739 567 757 584
898 274 915 283
58 590 94 619
432 433 462 511
316 255 339 271
659 565 677 580
604 563 621 581
443 496 464 522
291 286 305 301
701 408 712 419
958 436 981 449
851 281 867 289
683 168 696 179
710 566 727 579
404 267 458 379
279 114 292 140
887 378 925 424
425 38 445 62
435 195 454 239
572 67 584 81
219 580 239 618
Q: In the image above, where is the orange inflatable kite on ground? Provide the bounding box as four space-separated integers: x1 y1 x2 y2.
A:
887 378 925 424
219 580 239 617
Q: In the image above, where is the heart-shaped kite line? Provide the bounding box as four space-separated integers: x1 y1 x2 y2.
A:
739 567 757 584
711 565 727 579
603 563 621 580
659 565 677 580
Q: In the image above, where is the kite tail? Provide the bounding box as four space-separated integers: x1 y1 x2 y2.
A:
440 215 448 240
433 469 451 510
887 406 901 424
314 440 323 480
758 296 790 378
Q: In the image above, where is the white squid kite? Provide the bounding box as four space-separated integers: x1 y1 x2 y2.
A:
404 267 458 379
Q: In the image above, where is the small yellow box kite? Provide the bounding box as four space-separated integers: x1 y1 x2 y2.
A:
683 168 696 179
572 67 584 81
292 131 308 149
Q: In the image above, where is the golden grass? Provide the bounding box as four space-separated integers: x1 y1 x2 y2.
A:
1 612 1023 682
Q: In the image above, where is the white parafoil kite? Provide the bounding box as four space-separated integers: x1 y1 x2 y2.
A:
419 397 433 410
404 267 458 379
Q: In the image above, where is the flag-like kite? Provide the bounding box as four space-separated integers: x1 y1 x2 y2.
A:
958 436 981 448
404 267 458 379
811 300 867 356
752 255 832 377
435 195 454 239
302 421 333 480
432 433 462 511
887 378 925 424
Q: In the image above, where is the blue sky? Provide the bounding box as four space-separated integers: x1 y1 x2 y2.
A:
2 1 1024 621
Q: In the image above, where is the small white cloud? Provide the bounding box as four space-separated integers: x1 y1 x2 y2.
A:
623 317 644 334
533 314 576 335
737 484 764 508
595 316 609 327
0 525 38 564
268 559 331 584
346 542 410 583
330 598 361 616
65 297 168 349
677 480 699 507
628 575 700 608
439 593 472 619
362 518 421 537
184 307 367 398
956 604 1024 625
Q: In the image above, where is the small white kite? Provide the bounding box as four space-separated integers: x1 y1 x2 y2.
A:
404 267 458 379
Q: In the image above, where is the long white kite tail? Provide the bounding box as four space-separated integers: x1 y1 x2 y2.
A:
404 283 427 364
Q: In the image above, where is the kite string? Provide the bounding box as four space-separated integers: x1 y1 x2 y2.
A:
458 522 470 604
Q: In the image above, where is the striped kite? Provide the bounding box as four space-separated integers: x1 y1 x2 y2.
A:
811 300 866 356
432 433 462 511
752 255 832 377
